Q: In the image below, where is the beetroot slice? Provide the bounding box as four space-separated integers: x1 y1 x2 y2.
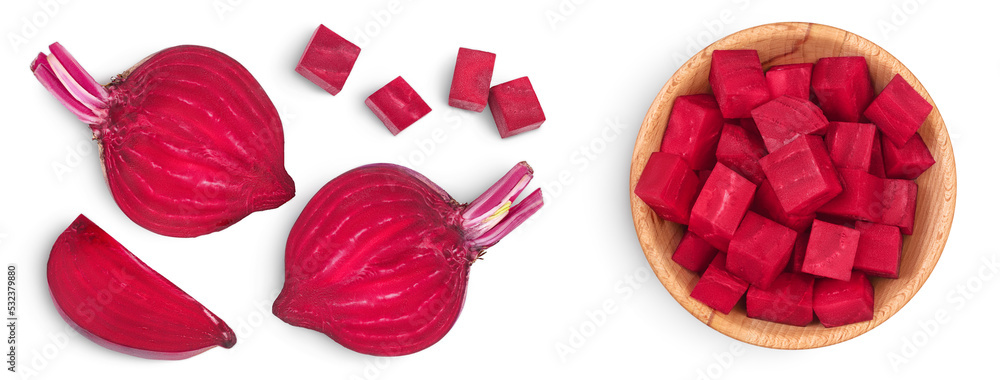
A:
813 271 874 328
765 63 813 101
488 77 545 138
725 211 797 289
448 48 496 112
864 74 933 147
853 222 902 278
715 122 767 184
811 56 873 122
801 220 861 281
689 163 757 251
751 179 814 233
825 122 876 171
690 253 749 314
709 50 770 118
295 24 361 96
660 94 724 170
881 132 936 180
759 135 842 216
672 230 719 273
746 272 815 326
633 152 701 224
365 76 432 135
751 96 830 152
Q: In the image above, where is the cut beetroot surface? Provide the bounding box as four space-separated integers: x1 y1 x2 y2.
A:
759 135 842 215
710 50 770 118
864 74 933 147
786 231 811 274
448 48 496 112
751 96 830 152
825 122 876 171
881 133 936 180
725 211 797 289
878 179 917 235
765 63 813 101
672 230 719 273
295 24 361 96
488 77 545 138
715 122 767 184
802 220 861 281
813 271 874 328
811 56 873 122
365 76 432 135
634 152 701 224
853 222 902 278
816 168 883 222
690 253 749 314
869 133 887 178
751 179 814 233
660 94 725 170
689 163 757 251
746 272 815 326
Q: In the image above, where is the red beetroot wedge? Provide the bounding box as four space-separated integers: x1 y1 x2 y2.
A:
366 76 432 135
881 133 936 180
853 222 903 278
765 63 813 101
802 220 861 281
759 135 842 215
448 48 496 112
811 56 873 122
725 211 797 289
813 272 874 328
48 215 236 360
634 152 701 224
690 253 749 314
825 122 876 171
716 122 768 184
689 163 757 251
660 94 725 170
746 272 815 326
296 24 361 96
864 74 933 147
672 230 719 273
751 179 815 233
751 95 830 152
488 77 545 138
710 50 770 118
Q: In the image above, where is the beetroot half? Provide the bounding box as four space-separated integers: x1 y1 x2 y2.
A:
273 162 543 356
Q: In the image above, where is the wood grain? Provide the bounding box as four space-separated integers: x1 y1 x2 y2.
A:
628 22 956 349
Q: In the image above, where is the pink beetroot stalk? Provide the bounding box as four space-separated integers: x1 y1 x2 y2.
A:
31 43 109 125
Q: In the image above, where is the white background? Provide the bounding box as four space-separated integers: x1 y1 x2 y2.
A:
1 0 995 379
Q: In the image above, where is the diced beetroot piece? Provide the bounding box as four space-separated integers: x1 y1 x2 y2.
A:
759 135 842 215
811 56 873 122
853 222 902 278
878 179 917 235
869 133 887 178
825 122 876 171
488 77 545 138
634 152 701 224
690 253 749 314
802 220 861 281
696 170 713 191
709 50 770 118
813 272 874 328
746 272 815 326
672 230 719 273
786 231 811 274
751 96 830 152
881 133 936 180
295 24 361 96
448 48 496 112
864 74 933 147
751 179 814 233
715 123 767 184
725 211 797 289
660 95 725 170
816 168 883 222
765 63 813 101
689 163 758 251
365 76 432 135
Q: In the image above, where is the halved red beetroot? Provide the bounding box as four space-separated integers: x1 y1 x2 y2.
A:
881 132 936 180
751 95 830 152
689 163 757 251
811 56 873 122
813 271 874 328
853 222 902 278
690 253 749 314
869 133 888 178
715 122 767 184
751 179 814 233
660 94 724 170
746 272 815 326
765 63 813 101
725 211 797 289
825 121 876 171
801 220 861 281
634 152 701 224
709 50 770 118
864 74 933 147
672 230 719 273
759 135 842 215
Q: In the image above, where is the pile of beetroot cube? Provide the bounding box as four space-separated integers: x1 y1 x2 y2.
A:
635 50 936 328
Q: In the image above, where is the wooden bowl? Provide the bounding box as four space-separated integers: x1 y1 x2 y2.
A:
628 22 956 349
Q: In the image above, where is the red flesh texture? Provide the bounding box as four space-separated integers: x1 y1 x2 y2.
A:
660 94 724 170
295 24 361 96
488 76 545 138
709 50 770 118
672 230 719 273
816 168 883 222
366 76 432 135
716 122 767 184
825 122 876 171
881 132 936 180
725 211 797 289
802 220 861 281
765 63 813 101
811 56 873 122
746 272 815 326
633 153 701 224
689 163 757 251
274 163 542 356
751 179 814 233
813 271 874 328
48 215 235 359
869 133 887 178
752 95 830 152
448 48 496 112
879 179 917 235
759 135 843 215
864 74 933 147
690 253 749 314
853 222 902 278
785 230 811 274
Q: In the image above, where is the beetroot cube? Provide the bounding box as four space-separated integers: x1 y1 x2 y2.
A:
813 271 874 328
295 24 361 96
802 220 861 281
634 152 701 224
488 77 545 138
786 231 811 274
715 122 767 184
660 95 724 170
448 48 496 112
811 56 873 122
710 50 770 118
751 96 829 152
759 135 842 215
864 74 933 147
881 132 936 180
751 179 814 233
690 253 749 314
726 211 797 289
672 230 719 273
816 168 883 222
746 272 815 326
365 76 432 135
853 222 902 278
869 133 887 178
825 122 876 171
878 179 917 235
689 163 757 251
765 63 813 101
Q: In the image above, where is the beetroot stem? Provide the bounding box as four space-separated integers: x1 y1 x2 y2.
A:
462 162 543 249
31 43 108 125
